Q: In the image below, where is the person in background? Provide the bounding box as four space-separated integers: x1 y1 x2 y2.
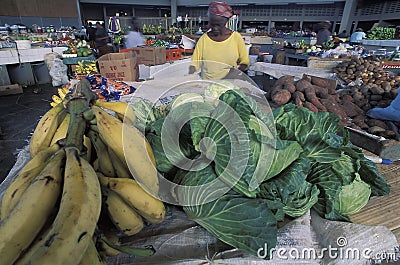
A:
86 22 96 48
95 22 111 57
338 30 348 38
188 1 249 80
125 18 145 49
350 28 366 44
316 21 332 45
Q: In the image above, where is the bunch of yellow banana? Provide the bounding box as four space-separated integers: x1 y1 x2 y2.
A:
0 81 164 264
76 60 97 75
50 86 70 107
0 146 103 265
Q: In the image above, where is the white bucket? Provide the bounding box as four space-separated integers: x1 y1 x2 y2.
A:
181 35 196 49
16 40 31 49
249 55 258 65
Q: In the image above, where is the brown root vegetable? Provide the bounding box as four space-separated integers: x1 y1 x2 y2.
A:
327 94 341 103
313 85 329 99
367 119 388 129
371 86 385 95
370 95 383 101
341 101 364 118
274 75 295 88
320 99 347 120
354 99 368 108
354 121 369 130
381 81 391 92
379 130 396 138
368 126 386 134
295 79 312 92
272 90 292 106
304 102 318 112
352 115 365 123
310 77 328 87
342 95 353 102
304 86 327 111
283 83 296 93
293 91 305 101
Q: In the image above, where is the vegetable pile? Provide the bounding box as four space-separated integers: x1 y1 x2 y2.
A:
367 27 396 40
129 83 390 258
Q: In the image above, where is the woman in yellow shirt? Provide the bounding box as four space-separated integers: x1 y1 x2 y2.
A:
188 1 250 80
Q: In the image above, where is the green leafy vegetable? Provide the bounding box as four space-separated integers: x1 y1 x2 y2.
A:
259 158 319 217
177 162 279 259
334 173 371 215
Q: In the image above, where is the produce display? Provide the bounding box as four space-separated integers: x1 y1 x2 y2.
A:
62 40 92 57
333 57 400 137
0 80 162 264
129 83 389 258
75 60 98 75
367 27 396 40
0 79 391 263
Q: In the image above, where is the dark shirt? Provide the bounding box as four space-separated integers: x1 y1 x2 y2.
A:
316 29 331 45
87 27 96 41
95 27 108 47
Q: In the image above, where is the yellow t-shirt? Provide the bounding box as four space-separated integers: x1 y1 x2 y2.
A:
190 31 250 80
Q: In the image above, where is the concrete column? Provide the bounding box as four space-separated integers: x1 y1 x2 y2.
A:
339 0 357 34
76 0 83 28
132 7 135 17
103 5 108 30
171 0 177 24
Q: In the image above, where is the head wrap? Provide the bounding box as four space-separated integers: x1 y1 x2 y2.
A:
208 1 233 18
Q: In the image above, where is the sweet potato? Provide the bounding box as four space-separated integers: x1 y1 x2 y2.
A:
340 101 364 118
342 94 353 102
327 94 341 103
283 83 296 93
293 91 305 108
304 102 318 112
273 75 295 88
321 99 348 120
304 86 327 112
310 77 328 88
272 90 292 106
313 85 329 99
295 79 312 92
367 119 388 129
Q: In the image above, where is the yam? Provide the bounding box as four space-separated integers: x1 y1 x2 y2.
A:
283 83 296 93
310 77 328 87
342 95 353 102
327 94 341 103
381 81 391 92
320 99 347 120
273 75 295 88
293 91 305 101
295 79 312 92
371 86 384 95
304 102 318 113
313 85 329 99
354 121 369 130
272 90 292 106
304 86 327 111
341 101 364 118
352 115 365 123
367 119 387 129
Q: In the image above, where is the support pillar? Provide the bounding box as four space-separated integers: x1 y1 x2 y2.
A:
339 0 357 34
171 0 177 24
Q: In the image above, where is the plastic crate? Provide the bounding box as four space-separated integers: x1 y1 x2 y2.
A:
166 48 182 61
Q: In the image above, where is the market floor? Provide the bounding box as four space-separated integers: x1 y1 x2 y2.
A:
0 84 55 183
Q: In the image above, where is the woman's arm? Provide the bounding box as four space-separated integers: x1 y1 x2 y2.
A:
188 37 203 74
235 32 250 70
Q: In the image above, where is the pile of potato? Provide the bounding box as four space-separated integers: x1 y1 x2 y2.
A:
266 74 399 139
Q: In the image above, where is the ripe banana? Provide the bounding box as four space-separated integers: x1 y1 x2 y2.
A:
28 147 102 265
0 143 61 219
78 239 106 265
30 103 66 156
103 187 144 236
98 174 165 224
0 150 65 265
94 100 136 125
87 130 115 177
93 106 159 194
108 146 131 178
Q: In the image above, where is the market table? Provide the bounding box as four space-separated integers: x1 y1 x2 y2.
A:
284 53 309 66
62 54 96 78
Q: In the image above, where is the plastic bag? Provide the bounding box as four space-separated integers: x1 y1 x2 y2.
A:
44 52 62 71
49 58 69 87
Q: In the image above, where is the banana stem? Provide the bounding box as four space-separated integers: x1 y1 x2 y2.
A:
65 79 97 153
99 237 155 257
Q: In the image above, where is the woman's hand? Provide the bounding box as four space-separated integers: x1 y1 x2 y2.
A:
238 64 248 72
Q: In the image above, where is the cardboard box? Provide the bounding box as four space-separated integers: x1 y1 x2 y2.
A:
97 52 138 81
132 46 166 65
